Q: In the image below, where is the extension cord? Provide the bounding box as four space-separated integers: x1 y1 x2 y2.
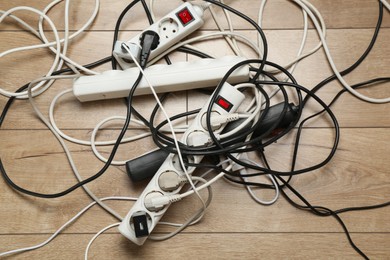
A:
113 2 205 69
126 102 300 182
73 56 249 102
118 82 245 245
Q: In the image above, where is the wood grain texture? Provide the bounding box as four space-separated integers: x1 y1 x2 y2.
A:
0 128 389 235
0 233 389 259
0 0 389 259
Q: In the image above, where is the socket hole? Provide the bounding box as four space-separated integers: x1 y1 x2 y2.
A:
173 30 176 33
163 27 166 31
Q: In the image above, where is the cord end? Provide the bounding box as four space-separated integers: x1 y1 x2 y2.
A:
139 30 160 68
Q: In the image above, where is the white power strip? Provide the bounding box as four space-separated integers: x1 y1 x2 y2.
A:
73 56 250 102
118 82 245 245
113 2 205 69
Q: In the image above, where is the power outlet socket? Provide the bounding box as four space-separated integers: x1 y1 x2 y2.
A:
159 18 179 39
113 2 205 69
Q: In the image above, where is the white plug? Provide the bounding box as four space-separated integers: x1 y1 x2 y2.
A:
201 113 241 130
158 170 186 192
144 194 182 212
186 131 212 147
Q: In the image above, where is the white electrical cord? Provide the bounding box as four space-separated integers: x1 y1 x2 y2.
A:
35 0 100 75
380 0 390 11
49 89 187 146
0 7 61 98
0 196 136 258
26 75 124 221
0 179 211 258
35 0 99 76
293 0 390 103
208 4 245 57
240 158 280 205
219 0 245 57
183 0 324 75
258 0 324 74
84 222 121 260
90 116 153 165
0 0 100 99
149 176 213 241
49 89 145 145
90 116 184 165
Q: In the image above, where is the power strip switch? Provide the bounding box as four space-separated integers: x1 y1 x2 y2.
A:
73 56 249 102
118 82 245 245
113 2 206 69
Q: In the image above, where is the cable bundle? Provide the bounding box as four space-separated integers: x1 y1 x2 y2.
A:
0 0 389 259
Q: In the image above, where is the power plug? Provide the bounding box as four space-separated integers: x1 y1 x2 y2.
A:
113 2 205 69
118 82 245 245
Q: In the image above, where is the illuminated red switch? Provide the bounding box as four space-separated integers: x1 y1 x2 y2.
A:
176 8 194 26
216 96 233 112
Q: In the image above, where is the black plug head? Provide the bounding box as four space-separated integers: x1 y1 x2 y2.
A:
139 30 160 68
140 30 160 50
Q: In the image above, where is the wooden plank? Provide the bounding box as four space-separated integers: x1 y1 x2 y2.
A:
1 0 389 31
0 233 389 259
0 128 388 234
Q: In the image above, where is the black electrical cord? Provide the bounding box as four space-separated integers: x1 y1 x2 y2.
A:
197 77 390 193
305 1 384 105
203 0 268 78
0 0 387 257
0 56 112 127
148 51 305 153
0 70 144 198
148 59 339 177
257 151 369 259
288 1 385 191
1 25 162 198
196 1 386 179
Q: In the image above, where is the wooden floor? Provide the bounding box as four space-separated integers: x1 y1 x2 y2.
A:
1 0 389 259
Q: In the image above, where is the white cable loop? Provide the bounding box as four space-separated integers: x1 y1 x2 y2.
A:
90 116 152 165
0 196 136 258
294 0 390 103
0 0 100 99
0 7 62 98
